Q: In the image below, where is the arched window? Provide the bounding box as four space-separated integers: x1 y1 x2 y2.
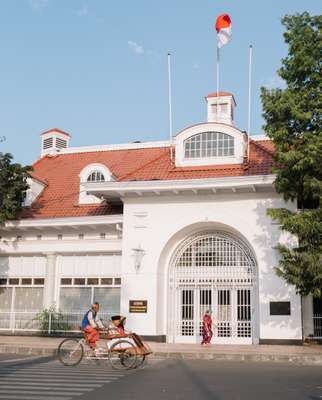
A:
87 171 105 182
184 132 234 159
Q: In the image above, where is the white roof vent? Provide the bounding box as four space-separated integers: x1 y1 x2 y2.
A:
41 128 71 157
206 92 236 126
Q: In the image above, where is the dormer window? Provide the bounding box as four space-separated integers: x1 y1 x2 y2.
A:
184 132 234 159
79 163 115 205
87 171 105 182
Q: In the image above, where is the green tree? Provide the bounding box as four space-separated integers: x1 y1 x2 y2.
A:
0 153 32 224
261 12 322 297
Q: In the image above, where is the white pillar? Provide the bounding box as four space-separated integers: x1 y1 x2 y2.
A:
43 253 57 309
302 295 314 338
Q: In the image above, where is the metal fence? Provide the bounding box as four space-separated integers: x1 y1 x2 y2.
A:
313 314 322 339
0 311 116 335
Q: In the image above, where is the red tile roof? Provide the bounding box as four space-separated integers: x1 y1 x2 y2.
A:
207 91 234 98
41 128 71 137
20 139 275 220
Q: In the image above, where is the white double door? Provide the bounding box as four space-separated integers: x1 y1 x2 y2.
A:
175 285 253 344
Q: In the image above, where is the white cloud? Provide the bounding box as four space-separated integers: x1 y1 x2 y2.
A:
128 41 144 55
29 0 48 9
262 74 285 89
77 5 88 17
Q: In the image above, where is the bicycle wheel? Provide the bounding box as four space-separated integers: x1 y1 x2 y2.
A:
135 353 146 368
108 340 137 370
58 338 84 366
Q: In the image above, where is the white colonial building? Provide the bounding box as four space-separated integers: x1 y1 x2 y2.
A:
0 91 317 343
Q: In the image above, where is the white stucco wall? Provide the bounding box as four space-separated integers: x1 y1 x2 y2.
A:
120 191 302 342
24 178 46 207
0 256 46 277
0 192 303 342
0 225 123 311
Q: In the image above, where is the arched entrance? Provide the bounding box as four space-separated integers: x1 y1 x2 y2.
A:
168 231 257 344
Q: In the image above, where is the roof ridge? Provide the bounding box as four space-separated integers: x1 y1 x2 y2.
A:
119 148 170 181
30 173 48 186
32 156 47 168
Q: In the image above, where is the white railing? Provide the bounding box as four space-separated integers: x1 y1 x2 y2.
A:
0 311 117 335
313 314 322 339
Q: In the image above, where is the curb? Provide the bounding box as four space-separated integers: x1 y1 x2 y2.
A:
0 346 57 357
152 351 322 365
1 346 322 366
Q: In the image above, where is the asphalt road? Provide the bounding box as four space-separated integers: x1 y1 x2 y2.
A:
0 353 321 400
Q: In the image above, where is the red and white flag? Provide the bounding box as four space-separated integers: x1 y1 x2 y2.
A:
215 14 232 48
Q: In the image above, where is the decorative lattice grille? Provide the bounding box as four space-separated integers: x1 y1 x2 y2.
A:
169 232 257 342
172 233 256 285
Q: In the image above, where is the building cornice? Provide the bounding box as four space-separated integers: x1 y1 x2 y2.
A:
2 214 123 230
84 174 276 199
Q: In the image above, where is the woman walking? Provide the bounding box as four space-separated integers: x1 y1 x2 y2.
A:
201 310 213 345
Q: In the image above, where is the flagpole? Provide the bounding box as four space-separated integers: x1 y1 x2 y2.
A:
216 46 220 121
247 44 253 160
216 46 220 96
167 52 174 162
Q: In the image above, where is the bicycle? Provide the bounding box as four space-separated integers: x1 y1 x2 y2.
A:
57 330 151 370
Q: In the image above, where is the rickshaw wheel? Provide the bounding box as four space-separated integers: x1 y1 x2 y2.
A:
58 338 84 366
135 354 146 368
108 339 137 370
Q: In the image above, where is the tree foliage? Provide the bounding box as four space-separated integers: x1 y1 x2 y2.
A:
261 12 322 297
0 153 32 224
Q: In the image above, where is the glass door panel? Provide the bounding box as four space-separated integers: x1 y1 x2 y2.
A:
198 288 212 337
180 289 194 336
217 289 232 337
237 289 252 338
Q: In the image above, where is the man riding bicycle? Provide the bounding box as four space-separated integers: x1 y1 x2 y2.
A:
81 302 104 354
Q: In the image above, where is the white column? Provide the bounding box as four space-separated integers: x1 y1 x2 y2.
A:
302 295 314 338
43 253 57 309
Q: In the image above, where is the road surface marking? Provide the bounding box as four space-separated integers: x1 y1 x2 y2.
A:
0 396 72 400
0 377 110 383
0 390 82 396
0 386 93 391
0 382 101 388
0 357 133 400
0 357 40 363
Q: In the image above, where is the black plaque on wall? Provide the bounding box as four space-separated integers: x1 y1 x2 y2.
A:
129 300 148 313
269 301 291 316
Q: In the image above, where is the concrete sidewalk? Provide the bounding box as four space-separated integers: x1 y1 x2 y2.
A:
1 335 322 365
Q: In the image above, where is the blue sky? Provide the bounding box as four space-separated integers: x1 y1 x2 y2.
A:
0 0 320 165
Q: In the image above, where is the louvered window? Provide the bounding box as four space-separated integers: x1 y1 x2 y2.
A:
56 138 67 149
43 137 53 150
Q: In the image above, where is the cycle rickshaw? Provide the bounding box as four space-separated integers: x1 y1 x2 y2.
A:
57 329 152 370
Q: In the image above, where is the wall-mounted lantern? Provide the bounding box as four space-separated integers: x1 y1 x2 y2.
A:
132 245 145 271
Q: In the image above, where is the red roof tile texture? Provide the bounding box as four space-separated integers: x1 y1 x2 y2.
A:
21 139 275 220
207 91 234 98
41 128 71 137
